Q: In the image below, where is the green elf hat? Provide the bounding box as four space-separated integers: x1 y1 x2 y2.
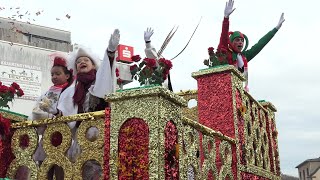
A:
228 31 249 52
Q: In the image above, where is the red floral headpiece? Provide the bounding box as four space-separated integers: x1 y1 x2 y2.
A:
53 57 67 67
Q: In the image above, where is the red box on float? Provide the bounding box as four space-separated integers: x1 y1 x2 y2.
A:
116 44 134 63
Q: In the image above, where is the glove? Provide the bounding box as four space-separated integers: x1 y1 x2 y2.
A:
39 97 58 115
107 29 120 52
144 27 154 42
275 13 285 30
224 0 235 18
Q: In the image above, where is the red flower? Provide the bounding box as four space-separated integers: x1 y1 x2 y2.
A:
163 69 170 80
130 64 138 71
143 58 157 68
0 85 8 93
141 66 154 77
117 78 123 84
116 68 120 77
208 47 215 56
164 60 172 70
11 82 20 90
159 58 173 70
131 55 141 62
8 86 15 94
163 73 168 80
118 118 149 179
17 88 24 97
0 114 11 137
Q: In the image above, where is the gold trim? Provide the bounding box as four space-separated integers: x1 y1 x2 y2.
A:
259 101 277 112
0 111 28 122
11 110 105 129
182 116 236 144
191 65 246 81
7 128 38 179
106 86 187 107
239 165 280 180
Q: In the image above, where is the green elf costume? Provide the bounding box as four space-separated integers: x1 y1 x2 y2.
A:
218 0 285 91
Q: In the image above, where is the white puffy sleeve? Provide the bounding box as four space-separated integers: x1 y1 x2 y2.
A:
57 86 78 129
89 50 114 98
57 86 78 116
145 42 158 59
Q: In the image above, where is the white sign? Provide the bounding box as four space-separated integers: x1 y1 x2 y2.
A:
0 61 42 100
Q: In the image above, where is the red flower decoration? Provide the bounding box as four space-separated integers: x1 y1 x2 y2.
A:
117 78 123 85
159 58 173 70
11 82 20 90
17 88 24 97
0 114 10 137
143 58 157 68
118 118 149 179
131 55 141 62
164 121 179 179
0 81 25 108
130 64 138 71
116 68 120 77
53 57 67 67
204 47 228 67
208 47 215 56
129 55 173 86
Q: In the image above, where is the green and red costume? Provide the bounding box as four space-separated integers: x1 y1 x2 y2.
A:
217 17 278 90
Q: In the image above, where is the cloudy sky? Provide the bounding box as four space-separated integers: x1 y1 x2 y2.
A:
1 0 319 176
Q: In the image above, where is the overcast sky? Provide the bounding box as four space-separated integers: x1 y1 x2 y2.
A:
1 0 319 177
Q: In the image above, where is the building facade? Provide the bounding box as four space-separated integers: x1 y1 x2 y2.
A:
0 17 72 115
296 157 320 180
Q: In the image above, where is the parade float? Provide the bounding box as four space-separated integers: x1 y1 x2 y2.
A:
0 61 281 179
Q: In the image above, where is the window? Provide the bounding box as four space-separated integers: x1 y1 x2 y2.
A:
299 171 301 180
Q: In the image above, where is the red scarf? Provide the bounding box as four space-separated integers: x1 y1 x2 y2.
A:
73 69 96 107
54 82 69 89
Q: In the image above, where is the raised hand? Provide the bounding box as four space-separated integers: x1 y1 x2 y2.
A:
275 13 285 30
144 27 154 42
224 0 235 18
108 29 120 52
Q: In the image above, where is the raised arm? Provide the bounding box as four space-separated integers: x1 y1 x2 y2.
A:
91 29 120 97
218 0 235 50
107 29 120 68
144 27 158 59
244 13 285 61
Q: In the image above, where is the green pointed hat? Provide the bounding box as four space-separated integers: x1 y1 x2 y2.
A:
228 31 249 52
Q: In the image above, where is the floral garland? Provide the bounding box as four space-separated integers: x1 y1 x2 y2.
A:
130 55 172 86
164 121 179 179
104 108 111 179
118 118 149 179
0 114 10 140
0 129 14 178
0 81 24 177
203 47 228 68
